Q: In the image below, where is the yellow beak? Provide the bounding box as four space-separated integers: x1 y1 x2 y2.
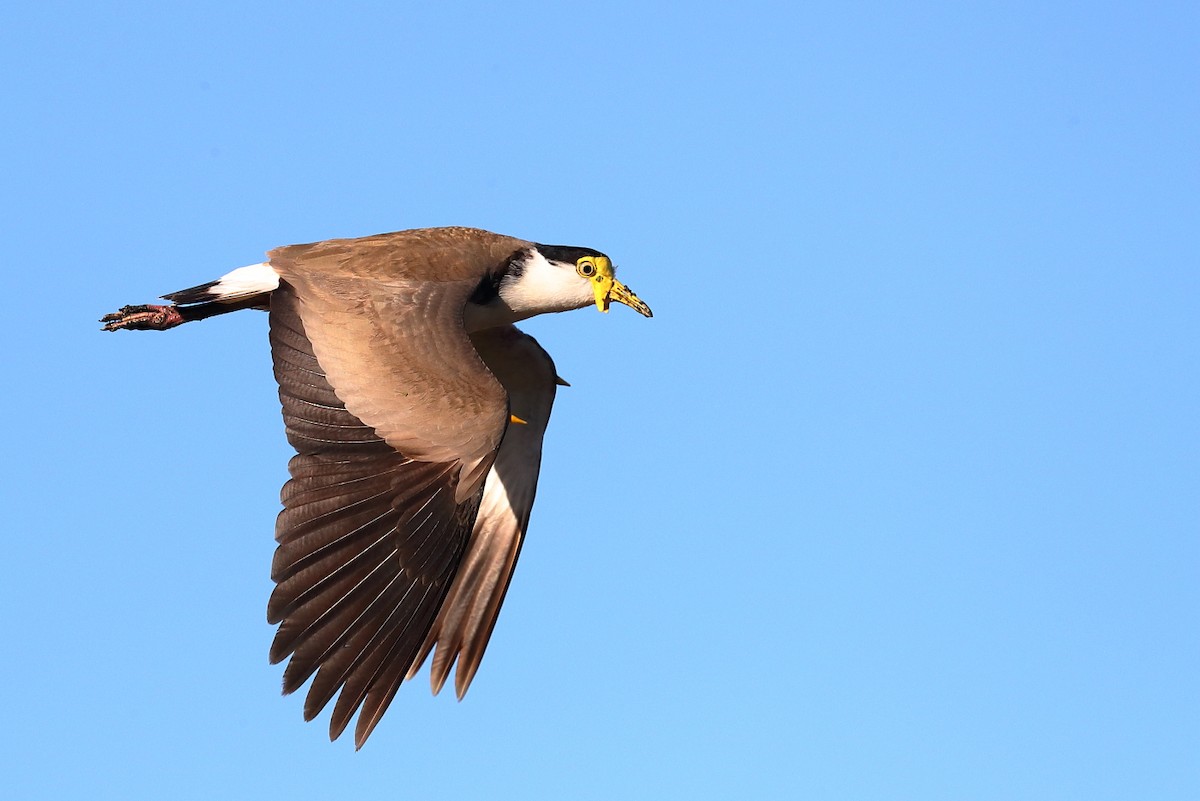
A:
593 275 653 317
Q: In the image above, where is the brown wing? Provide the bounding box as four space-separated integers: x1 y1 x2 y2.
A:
268 229 528 502
269 227 530 283
408 326 559 698
267 282 487 748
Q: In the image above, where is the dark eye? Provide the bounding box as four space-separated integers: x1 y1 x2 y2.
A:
578 261 596 277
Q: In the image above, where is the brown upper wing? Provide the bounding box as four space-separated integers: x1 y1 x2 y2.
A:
270 227 530 283
268 228 530 502
268 282 485 748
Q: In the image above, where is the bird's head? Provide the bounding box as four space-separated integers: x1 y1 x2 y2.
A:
563 250 653 317
494 244 653 321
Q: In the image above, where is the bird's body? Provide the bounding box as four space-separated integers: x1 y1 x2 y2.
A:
101 227 651 747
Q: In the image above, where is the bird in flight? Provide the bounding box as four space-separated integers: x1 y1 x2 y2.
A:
101 226 652 747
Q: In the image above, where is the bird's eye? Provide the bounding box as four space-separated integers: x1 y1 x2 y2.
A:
578 261 596 277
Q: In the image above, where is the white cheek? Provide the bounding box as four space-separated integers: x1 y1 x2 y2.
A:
466 251 596 331
511 252 593 310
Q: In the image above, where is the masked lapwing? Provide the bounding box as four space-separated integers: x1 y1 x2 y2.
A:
101 226 652 747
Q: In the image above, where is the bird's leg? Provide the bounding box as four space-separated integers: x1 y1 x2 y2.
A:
100 304 188 332
101 292 271 332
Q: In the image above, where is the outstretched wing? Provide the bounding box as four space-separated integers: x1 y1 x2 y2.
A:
267 282 496 747
409 326 560 698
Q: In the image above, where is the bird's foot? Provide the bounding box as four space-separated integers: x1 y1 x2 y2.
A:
100 304 186 332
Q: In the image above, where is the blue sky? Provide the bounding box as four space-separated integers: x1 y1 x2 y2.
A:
2 1 1196 798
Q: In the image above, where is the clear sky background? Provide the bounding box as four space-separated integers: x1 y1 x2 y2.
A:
2 2 1196 799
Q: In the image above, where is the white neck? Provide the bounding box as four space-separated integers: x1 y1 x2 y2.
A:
463 249 593 332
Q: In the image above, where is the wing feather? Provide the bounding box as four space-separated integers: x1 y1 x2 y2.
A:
267 283 483 747
409 326 559 698
269 232 523 501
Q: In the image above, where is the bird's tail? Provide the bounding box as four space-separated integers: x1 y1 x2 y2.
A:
100 262 279 331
